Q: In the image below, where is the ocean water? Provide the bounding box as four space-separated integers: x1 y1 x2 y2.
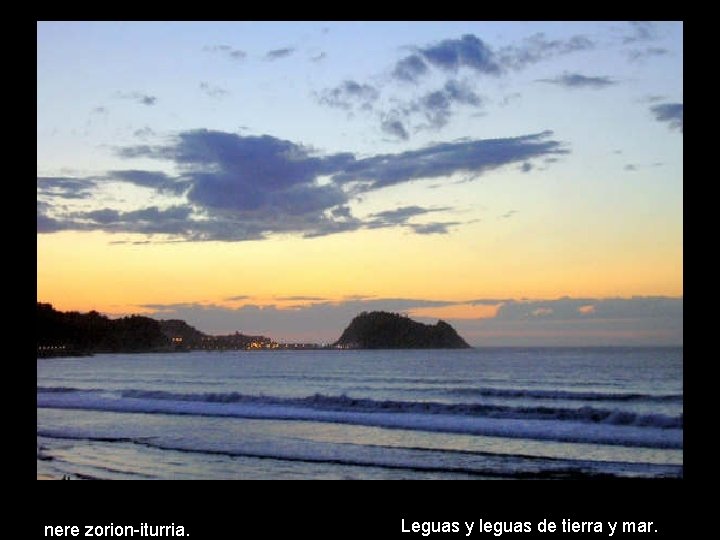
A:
37 347 682 479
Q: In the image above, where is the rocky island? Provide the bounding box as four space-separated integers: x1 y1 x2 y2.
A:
333 311 471 349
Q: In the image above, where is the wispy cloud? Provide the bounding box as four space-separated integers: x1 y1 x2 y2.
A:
623 21 659 44
317 32 594 140
627 47 669 62
317 80 379 111
199 82 229 98
265 47 295 60
203 45 246 61
537 72 617 89
497 33 594 70
117 92 158 106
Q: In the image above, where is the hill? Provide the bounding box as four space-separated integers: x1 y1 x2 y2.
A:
334 311 471 349
37 302 169 355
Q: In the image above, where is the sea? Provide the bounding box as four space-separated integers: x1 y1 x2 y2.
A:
37 347 683 480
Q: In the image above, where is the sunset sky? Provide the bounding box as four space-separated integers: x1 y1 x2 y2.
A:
37 21 683 345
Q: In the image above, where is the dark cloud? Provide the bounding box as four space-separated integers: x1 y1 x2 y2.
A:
311 52 327 62
520 163 532 173
41 129 565 242
37 176 97 200
37 213 67 233
225 295 251 301
538 72 617 89
392 54 429 83
199 82 229 98
418 79 482 128
117 92 157 106
392 33 596 83
91 106 107 114
650 103 683 133
492 297 683 322
265 47 295 60
627 47 669 62
624 164 637 171
381 119 409 140
334 130 567 190
421 34 501 75
500 210 517 219
203 45 246 61
62 205 205 238
140 295 682 345
393 35 500 83
107 170 189 195
331 205 353 219
317 80 379 110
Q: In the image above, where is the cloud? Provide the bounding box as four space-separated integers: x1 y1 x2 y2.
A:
72 205 196 236
492 297 683 321
393 35 500 83
107 170 190 195
538 72 617 89
275 296 328 302
333 130 567 190
37 176 97 200
117 92 157 106
139 295 683 345
392 54 428 82
41 129 566 242
392 32 595 83
380 119 409 140
199 82 229 98
317 80 379 111
497 33 595 70
203 45 246 61
37 213 67 233
627 47 669 62
417 79 482 129
623 22 658 44
333 32 595 139
133 126 155 139
650 103 683 133
366 205 452 230
408 222 458 235
311 52 327 62
265 47 295 60
624 164 637 171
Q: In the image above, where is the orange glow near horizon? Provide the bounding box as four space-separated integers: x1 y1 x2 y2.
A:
37 225 683 318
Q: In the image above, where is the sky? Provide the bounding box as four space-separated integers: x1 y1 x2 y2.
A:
37 21 683 346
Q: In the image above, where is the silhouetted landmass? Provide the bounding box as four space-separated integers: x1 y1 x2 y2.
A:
158 319 205 348
334 311 471 349
37 302 169 356
37 303 276 357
